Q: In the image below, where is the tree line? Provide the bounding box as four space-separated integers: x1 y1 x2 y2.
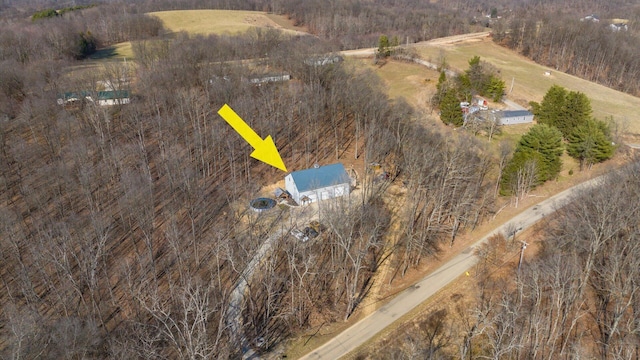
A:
495 13 640 96
0 20 500 357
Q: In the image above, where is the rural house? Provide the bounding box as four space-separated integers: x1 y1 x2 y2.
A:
57 90 130 106
496 110 534 125
285 163 351 205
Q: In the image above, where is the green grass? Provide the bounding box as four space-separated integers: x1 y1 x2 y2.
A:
416 39 640 134
148 10 303 36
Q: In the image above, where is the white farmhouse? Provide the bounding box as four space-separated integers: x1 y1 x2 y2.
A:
285 163 351 205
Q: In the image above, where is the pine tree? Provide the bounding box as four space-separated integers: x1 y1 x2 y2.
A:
517 124 564 181
531 85 593 138
377 35 390 58
485 76 505 102
500 124 564 195
557 91 592 137
532 85 567 128
440 89 464 127
500 148 544 196
567 119 615 169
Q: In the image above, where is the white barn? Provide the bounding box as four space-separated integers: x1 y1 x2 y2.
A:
497 110 534 125
285 163 351 205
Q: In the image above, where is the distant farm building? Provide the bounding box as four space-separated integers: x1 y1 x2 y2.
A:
609 23 628 32
57 90 130 106
285 163 351 205
248 74 291 85
304 55 343 67
496 110 534 125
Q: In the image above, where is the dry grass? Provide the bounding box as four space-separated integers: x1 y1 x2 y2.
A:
147 10 305 36
415 37 640 134
347 58 441 107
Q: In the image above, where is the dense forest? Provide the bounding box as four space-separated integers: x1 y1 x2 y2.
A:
371 163 640 359
1 0 640 358
0 1 495 357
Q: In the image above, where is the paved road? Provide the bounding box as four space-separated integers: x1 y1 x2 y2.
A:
300 175 605 359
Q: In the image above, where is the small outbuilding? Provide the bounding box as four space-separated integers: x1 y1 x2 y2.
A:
497 110 534 125
285 163 351 205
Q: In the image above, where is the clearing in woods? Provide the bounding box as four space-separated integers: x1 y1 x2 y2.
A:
88 10 306 63
147 9 307 36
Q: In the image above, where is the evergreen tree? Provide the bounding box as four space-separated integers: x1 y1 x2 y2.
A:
466 55 486 92
432 71 448 106
532 85 567 128
517 124 564 181
531 85 593 138
567 119 615 169
455 56 505 103
485 75 505 102
500 148 544 196
377 35 391 58
557 91 592 137
440 89 463 126
500 124 564 195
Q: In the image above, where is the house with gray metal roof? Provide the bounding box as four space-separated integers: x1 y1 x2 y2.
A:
285 163 351 205
57 90 130 106
496 110 534 125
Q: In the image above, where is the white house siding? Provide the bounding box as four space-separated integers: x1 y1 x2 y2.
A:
285 164 351 205
285 174 300 203
498 110 534 125
297 183 350 204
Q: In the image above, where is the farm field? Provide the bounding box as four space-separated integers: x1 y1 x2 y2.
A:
345 58 440 107
148 9 307 36
414 37 640 134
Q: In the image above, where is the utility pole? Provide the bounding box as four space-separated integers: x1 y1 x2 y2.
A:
518 240 528 274
509 76 515 94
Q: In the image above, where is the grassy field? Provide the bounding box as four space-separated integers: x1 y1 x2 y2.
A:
415 38 640 134
346 58 441 107
148 10 305 36
84 10 305 63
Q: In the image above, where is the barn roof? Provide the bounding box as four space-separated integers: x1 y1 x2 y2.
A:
288 163 350 192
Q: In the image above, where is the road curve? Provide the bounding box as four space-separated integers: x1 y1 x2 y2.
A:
299 175 605 359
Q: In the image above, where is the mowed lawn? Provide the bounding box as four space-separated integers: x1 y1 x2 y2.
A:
415 38 640 134
148 10 304 36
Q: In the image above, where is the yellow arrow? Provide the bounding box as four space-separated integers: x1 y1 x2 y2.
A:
217 104 287 172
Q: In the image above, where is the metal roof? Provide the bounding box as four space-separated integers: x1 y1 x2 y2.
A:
288 163 350 192
501 110 533 118
59 90 130 100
